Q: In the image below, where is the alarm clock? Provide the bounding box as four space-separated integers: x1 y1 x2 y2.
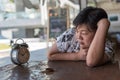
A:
10 38 30 65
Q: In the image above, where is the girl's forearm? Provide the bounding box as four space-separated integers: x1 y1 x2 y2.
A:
48 52 86 61
86 19 110 67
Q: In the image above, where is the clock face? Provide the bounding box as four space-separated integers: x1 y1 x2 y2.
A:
17 47 30 64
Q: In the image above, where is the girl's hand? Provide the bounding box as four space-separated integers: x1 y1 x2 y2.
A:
97 18 110 28
77 48 89 60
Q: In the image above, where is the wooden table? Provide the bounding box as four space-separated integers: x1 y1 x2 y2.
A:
0 61 120 80
47 61 120 80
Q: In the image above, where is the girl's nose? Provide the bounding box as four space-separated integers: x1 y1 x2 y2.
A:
79 35 83 40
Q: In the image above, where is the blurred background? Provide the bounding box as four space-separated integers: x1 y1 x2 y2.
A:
0 0 120 67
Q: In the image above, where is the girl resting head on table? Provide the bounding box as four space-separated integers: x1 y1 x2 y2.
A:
47 6 114 67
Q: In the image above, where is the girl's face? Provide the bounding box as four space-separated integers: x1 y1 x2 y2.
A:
75 24 96 49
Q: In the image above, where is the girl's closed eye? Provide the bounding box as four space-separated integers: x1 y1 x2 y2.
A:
81 30 89 35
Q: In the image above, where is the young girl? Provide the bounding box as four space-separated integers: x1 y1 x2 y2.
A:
47 7 114 67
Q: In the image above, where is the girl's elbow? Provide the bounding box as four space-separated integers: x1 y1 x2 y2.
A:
86 61 95 67
86 59 98 67
47 52 53 60
47 51 57 61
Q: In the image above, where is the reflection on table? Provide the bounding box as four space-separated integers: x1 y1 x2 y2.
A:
0 61 120 80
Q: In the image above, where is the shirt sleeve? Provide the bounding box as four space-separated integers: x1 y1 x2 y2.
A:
56 28 75 52
105 39 115 60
